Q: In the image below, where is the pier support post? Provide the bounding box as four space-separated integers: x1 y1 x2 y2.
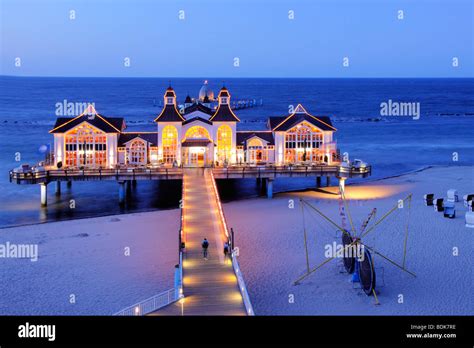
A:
267 179 274 199
55 181 61 196
132 179 137 188
67 180 72 188
316 177 321 188
118 181 126 205
256 177 261 185
260 177 267 195
40 183 48 207
338 178 346 195
326 176 331 187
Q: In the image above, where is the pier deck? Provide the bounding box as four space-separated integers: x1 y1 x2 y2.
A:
9 164 371 184
9 164 370 205
150 168 247 316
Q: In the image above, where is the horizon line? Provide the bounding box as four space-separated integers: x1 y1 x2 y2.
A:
1 75 473 80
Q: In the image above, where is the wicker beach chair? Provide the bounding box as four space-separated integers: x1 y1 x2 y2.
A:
424 193 434 206
465 212 474 228
463 194 474 207
447 189 458 203
434 198 444 212
443 202 455 219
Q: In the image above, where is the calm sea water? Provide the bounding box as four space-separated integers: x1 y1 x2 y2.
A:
0 77 473 227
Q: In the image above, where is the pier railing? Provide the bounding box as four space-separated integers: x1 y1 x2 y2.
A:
10 164 371 184
9 167 184 184
212 164 371 179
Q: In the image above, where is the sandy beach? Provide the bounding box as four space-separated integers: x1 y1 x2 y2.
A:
225 165 473 315
0 165 472 315
0 210 180 315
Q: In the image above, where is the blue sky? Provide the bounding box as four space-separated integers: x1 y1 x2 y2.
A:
1 0 473 77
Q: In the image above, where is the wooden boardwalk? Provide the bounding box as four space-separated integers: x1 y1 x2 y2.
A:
151 168 247 316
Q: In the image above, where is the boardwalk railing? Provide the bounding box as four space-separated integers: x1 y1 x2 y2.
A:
113 288 178 316
231 251 255 315
209 170 255 315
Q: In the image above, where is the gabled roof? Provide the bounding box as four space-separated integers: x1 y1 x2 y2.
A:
209 104 240 122
118 132 158 147
154 104 185 122
236 131 274 146
272 104 336 132
182 117 213 126
184 103 213 116
49 105 124 133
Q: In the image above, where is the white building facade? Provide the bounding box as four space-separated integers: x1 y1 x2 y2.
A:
50 85 339 168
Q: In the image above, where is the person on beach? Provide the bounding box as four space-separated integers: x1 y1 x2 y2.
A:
202 238 209 259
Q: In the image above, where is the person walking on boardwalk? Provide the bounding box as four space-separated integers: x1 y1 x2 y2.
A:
202 238 209 260
223 241 230 263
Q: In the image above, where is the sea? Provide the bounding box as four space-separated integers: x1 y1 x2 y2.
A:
0 76 473 228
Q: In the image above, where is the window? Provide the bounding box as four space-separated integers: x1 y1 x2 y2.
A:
221 97 228 104
65 123 107 167
284 123 323 163
162 125 178 164
247 138 268 163
128 139 146 165
167 97 174 104
185 126 210 139
217 125 232 163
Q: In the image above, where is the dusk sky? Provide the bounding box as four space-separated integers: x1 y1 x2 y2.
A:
1 0 473 77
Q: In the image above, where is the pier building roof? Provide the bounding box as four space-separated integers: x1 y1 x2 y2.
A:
118 132 158 146
236 131 274 146
183 103 213 116
50 105 124 133
269 104 336 132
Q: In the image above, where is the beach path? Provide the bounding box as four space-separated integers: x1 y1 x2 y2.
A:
151 168 246 316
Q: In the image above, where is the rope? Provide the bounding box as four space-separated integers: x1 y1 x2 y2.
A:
301 199 310 274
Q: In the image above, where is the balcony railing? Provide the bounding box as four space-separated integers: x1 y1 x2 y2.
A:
9 167 184 183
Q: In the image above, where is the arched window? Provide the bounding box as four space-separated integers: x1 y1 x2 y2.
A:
185 126 210 139
162 125 178 164
217 125 232 163
284 122 322 163
247 138 267 163
128 139 146 165
65 123 107 167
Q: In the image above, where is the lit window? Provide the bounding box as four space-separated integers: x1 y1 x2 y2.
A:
284 123 322 163
217 125 232 163
185 126 210 139
128 139 146 165
162 125 178 164
64 124 106 167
